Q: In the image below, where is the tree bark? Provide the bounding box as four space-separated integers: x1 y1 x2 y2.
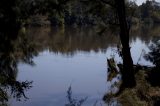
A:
114 0 136 88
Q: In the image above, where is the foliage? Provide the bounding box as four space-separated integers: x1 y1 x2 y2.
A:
145 39 160 67
0 27 38 105
139 0 160 23
1 0 160 27
144 38 160 87
65 86 87 106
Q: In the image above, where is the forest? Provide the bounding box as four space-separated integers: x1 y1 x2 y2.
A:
1 0 160 26
0 0 160 106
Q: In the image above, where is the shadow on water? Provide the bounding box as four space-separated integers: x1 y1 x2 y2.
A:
0 25 38 105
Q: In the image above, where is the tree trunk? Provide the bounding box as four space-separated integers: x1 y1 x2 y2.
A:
114 0 136 88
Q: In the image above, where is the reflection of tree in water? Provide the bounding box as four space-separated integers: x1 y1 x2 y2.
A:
0 27 38 105
25 25 160 57
130 25 160 44
26 27 120 56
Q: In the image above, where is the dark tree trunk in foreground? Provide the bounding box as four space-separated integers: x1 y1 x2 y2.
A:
114 0 136 88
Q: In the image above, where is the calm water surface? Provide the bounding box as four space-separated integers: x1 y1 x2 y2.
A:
10 26 159 106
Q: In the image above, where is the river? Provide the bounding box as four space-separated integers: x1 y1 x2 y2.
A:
4 25 159 106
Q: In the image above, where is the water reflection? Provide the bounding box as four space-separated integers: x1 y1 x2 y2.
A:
0 28 37 105
26 26 120 55
25 25 160 56
1 25 160 106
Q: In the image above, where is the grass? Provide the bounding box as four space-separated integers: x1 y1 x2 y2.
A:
104 68 160 106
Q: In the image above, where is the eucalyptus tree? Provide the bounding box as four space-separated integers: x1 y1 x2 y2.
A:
79 0 136 88
114 0 136 88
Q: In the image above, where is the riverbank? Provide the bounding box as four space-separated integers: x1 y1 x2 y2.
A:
104 66 160 106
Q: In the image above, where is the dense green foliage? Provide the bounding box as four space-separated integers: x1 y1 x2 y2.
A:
140 0 160 23
1 0 160 27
